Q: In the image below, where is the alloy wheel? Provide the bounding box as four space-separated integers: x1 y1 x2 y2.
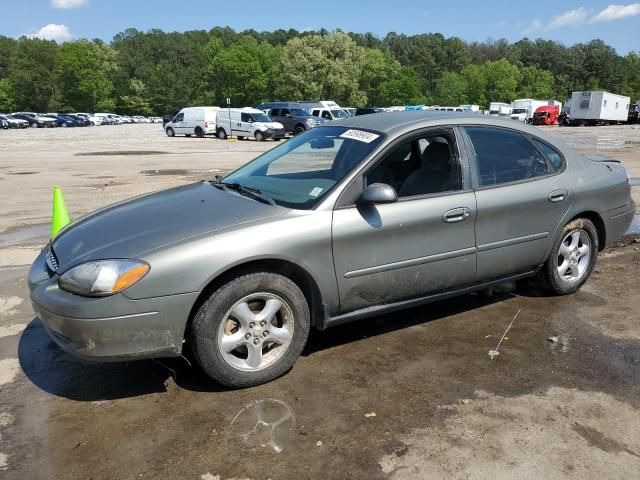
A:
217 293 294 372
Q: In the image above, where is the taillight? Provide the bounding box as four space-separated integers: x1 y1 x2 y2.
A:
204 121 208 128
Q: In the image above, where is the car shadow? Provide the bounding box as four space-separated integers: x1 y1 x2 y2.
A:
302 290 514 356
19 290 516 401
18 318 226 401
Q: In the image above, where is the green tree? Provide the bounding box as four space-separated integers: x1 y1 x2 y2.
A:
9 38 59 111
482 59 521 102
434 72 468 105
276 32 367 106
55 40 118 111
518 66 555 99
461 64 487 106
206 36 279 106
0 78 15 111
118 78 152 114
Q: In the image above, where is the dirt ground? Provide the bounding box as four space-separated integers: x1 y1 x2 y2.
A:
0 123 639 479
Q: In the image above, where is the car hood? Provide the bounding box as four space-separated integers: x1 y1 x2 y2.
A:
51 182 288 272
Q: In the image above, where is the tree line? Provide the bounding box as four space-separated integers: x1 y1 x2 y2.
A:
0 27 638 115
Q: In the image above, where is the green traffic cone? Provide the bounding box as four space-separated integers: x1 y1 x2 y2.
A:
51 186 71 238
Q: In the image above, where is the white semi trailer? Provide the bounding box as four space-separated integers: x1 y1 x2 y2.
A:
568 91 630 125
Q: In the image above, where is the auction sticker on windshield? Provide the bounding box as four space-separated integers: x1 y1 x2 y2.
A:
339 129 380 143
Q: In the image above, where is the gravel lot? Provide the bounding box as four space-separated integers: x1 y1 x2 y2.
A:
0 122 639 479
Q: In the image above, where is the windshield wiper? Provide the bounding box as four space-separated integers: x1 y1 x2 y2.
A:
214 181 276 206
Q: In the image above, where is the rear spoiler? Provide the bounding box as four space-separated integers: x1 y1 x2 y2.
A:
584 154 620 164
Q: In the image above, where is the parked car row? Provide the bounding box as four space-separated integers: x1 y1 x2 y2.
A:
163 101 393 140
0 112 162 130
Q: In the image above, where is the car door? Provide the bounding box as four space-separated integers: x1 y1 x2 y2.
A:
172 112 186 134
331 127 477 313
276 109 291 131
462 126 572 280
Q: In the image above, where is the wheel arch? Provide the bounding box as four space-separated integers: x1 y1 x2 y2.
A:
569 211 606 251
185 258 326 339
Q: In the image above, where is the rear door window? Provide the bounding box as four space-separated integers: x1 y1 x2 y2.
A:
465 127 549 186
271 109 281 116
531 138 564 171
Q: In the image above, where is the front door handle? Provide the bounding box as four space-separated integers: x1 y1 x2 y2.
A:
443 207 471 223
548 189 568 203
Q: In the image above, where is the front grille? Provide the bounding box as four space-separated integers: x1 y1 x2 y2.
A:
45 246 59 274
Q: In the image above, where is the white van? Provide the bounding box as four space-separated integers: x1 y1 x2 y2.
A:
215 108 285 141
165 106 220 137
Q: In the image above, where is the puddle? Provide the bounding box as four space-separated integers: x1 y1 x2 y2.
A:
76 151 169 156
227 399 297 453
140 168 219 176
0 224 49 248
626 215 640 235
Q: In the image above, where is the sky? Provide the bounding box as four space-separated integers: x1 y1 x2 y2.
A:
1 0 639 54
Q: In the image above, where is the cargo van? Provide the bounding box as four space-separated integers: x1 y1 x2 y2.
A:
216 108 285 141
165 106 220 137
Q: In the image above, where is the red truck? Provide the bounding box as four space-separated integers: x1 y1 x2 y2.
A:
532 105 560 125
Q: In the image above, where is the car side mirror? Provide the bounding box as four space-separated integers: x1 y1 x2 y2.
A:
358 183 398 205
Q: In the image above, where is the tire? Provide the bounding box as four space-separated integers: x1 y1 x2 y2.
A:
293 125 305 135
237 136 245 140
274 138 281 141
61 123 68 128
185 134 191 137
537 218 598 295
195 127 204 138
254 131 265 142
31 122 38 128
191 272 310 388
217 128 227 140
166 127 175 137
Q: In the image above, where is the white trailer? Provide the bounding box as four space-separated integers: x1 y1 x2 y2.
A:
488 102 511 116
569 91 630 125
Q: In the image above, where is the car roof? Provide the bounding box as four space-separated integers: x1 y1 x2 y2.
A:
327 110 544 136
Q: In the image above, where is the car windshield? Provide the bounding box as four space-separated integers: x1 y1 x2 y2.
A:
291 109 310 116
251 113 271 122
223 126 384 209
331 109 349 119
512 108 527 114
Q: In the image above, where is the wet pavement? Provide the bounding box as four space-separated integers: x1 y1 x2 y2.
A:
1 124 640 479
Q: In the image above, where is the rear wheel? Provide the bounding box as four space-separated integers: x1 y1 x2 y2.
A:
191 272 310 388
537 218 598 295
255 131 264 142
195 127 205 138
166 127 175 137
217 128 227 140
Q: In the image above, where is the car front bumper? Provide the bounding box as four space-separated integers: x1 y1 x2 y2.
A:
263 128 286 139
29 250 197 362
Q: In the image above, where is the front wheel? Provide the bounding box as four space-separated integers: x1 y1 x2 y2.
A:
537 218 598 295
166 127 175 137
293 125 305 135
191 272 310 388
254 131 264 142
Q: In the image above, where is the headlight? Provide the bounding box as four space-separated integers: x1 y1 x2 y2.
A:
305 118 314 125
58 259 150 297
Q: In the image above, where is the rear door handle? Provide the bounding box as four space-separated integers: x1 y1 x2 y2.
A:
548 189 568 203
443 207 471 223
